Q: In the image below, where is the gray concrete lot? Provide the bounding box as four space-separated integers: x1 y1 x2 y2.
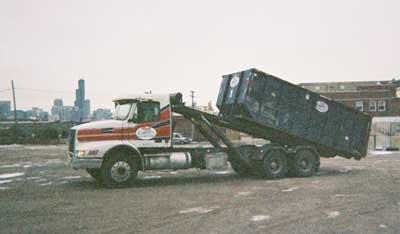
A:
0 145 400 234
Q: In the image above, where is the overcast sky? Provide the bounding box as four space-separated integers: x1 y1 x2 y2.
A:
0 0 399 112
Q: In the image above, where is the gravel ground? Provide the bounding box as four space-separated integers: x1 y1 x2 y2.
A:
0 145 400 234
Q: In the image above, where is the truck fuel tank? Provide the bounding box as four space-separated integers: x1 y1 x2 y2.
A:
144 152 192 170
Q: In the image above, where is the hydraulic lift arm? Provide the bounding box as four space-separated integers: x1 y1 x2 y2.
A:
171 98 243 163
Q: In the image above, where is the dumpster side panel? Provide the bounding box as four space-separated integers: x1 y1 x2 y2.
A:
217 68 371 159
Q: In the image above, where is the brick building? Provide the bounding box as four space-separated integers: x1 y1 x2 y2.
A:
299 80 400 117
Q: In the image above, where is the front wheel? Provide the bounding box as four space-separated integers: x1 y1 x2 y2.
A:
101 154 138 188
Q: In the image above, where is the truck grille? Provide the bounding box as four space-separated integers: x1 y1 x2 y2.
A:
68 129 76 155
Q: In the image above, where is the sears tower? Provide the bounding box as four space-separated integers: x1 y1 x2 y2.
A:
74 79 91 122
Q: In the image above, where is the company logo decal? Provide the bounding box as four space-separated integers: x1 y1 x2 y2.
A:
136 126 157 140
230 76 240 88
316 101 329 113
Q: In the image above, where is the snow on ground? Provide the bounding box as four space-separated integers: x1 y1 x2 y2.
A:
179 206 219 214
250 215 271 222
282 187 299 192
327 211 340 218
369 150 398 155
0 179 13 185
142 175 162 179
61 176 81 179
0 172 24 179
210 171 231 175
235 191 253 197
26 177 41 180
0 144 21 148
0 164 22 168
39 182 52 186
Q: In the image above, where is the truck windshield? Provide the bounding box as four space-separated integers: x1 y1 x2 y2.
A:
113 102 133 120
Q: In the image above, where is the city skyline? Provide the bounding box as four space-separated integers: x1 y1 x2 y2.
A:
0 78 113 122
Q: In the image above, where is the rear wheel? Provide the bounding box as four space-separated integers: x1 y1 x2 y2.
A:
101 153 138 188
86 168 102 183
258 149 288 179
289 148 319 177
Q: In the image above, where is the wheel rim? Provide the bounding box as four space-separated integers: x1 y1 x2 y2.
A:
268 157 282 174
300 158 309 169
110 161 131 183
297 152 314 172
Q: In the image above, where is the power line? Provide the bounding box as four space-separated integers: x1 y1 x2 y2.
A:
15 88 72 94
14 87 112 96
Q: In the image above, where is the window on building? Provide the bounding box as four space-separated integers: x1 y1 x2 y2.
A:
396 87 400 98
340 85 345 90
378 100 386 112
369 100 377 112
315 86 320 91
355 101 363 111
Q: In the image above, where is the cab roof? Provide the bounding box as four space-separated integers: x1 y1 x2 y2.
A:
113 94 169 102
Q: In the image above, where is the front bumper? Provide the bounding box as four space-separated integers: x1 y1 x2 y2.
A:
68 152 103 170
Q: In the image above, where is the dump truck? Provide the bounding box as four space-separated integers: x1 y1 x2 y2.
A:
67 68 371 187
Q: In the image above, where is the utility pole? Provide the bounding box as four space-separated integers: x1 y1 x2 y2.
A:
190 90 195 108
189 91 195 140
11 80 18 143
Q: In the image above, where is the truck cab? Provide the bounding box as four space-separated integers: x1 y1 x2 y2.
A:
69 94 193 187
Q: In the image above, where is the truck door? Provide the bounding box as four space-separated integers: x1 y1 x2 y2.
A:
124 101 172 148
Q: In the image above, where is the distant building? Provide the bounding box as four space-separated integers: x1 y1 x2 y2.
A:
74 79 91 122
28 107 48 121
0 101 11 119
15 110 27 120
51 99 64 121
83 99 91 121
299 80 400 117
93 108 112 120
62 106 75 122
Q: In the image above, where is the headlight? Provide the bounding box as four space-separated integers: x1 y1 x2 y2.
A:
76 150 89 157
76 149 99 157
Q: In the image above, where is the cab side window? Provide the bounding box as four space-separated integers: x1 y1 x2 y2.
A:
138 102 160 123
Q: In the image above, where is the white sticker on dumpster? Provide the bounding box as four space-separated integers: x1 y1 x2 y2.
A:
230 76 240 88
316 101 328 113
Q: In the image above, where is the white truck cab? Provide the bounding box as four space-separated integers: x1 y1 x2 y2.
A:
68 94 201 187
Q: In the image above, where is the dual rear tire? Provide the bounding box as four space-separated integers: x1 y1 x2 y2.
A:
288 148 319 177
231 147 319 179
257 149 288 179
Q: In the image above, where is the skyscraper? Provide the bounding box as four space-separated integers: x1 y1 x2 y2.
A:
74 79 91 122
